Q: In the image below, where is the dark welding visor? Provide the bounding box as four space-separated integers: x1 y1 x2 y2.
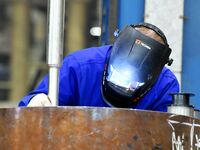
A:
102 25 172 108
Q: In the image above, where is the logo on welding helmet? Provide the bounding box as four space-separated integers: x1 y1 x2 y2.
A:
135 39 151 50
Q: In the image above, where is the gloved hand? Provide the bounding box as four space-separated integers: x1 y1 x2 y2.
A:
28 93 52 107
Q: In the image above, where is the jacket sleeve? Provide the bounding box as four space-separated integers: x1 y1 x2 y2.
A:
18 55 80 106
151 74 180 112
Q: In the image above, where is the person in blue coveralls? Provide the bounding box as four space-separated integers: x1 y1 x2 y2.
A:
19 23 179 112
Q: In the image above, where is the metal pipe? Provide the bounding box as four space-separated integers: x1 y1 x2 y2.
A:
48 67 59 106
167 93 194 117
47 0 65 106
168 106 194 117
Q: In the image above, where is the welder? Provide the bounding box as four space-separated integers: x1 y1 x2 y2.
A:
19 23 179 112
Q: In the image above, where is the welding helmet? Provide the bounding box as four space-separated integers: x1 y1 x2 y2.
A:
101 23 173 108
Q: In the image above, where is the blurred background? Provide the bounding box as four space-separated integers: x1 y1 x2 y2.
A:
0 0 199 109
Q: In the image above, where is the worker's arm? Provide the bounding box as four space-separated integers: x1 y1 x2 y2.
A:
151 70 180 112
18 55 80 106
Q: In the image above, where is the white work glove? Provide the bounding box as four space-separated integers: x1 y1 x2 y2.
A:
28 93 52 107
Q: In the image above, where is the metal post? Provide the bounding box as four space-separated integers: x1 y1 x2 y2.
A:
47 0 65 106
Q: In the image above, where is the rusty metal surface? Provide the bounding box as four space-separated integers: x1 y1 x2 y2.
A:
0 107 200 150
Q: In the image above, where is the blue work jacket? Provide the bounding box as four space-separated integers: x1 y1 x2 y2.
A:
19 45 179 112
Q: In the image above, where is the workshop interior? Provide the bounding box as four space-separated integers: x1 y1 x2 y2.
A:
1 0 200 149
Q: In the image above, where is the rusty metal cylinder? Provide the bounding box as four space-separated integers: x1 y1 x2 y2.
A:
0 107 200 150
